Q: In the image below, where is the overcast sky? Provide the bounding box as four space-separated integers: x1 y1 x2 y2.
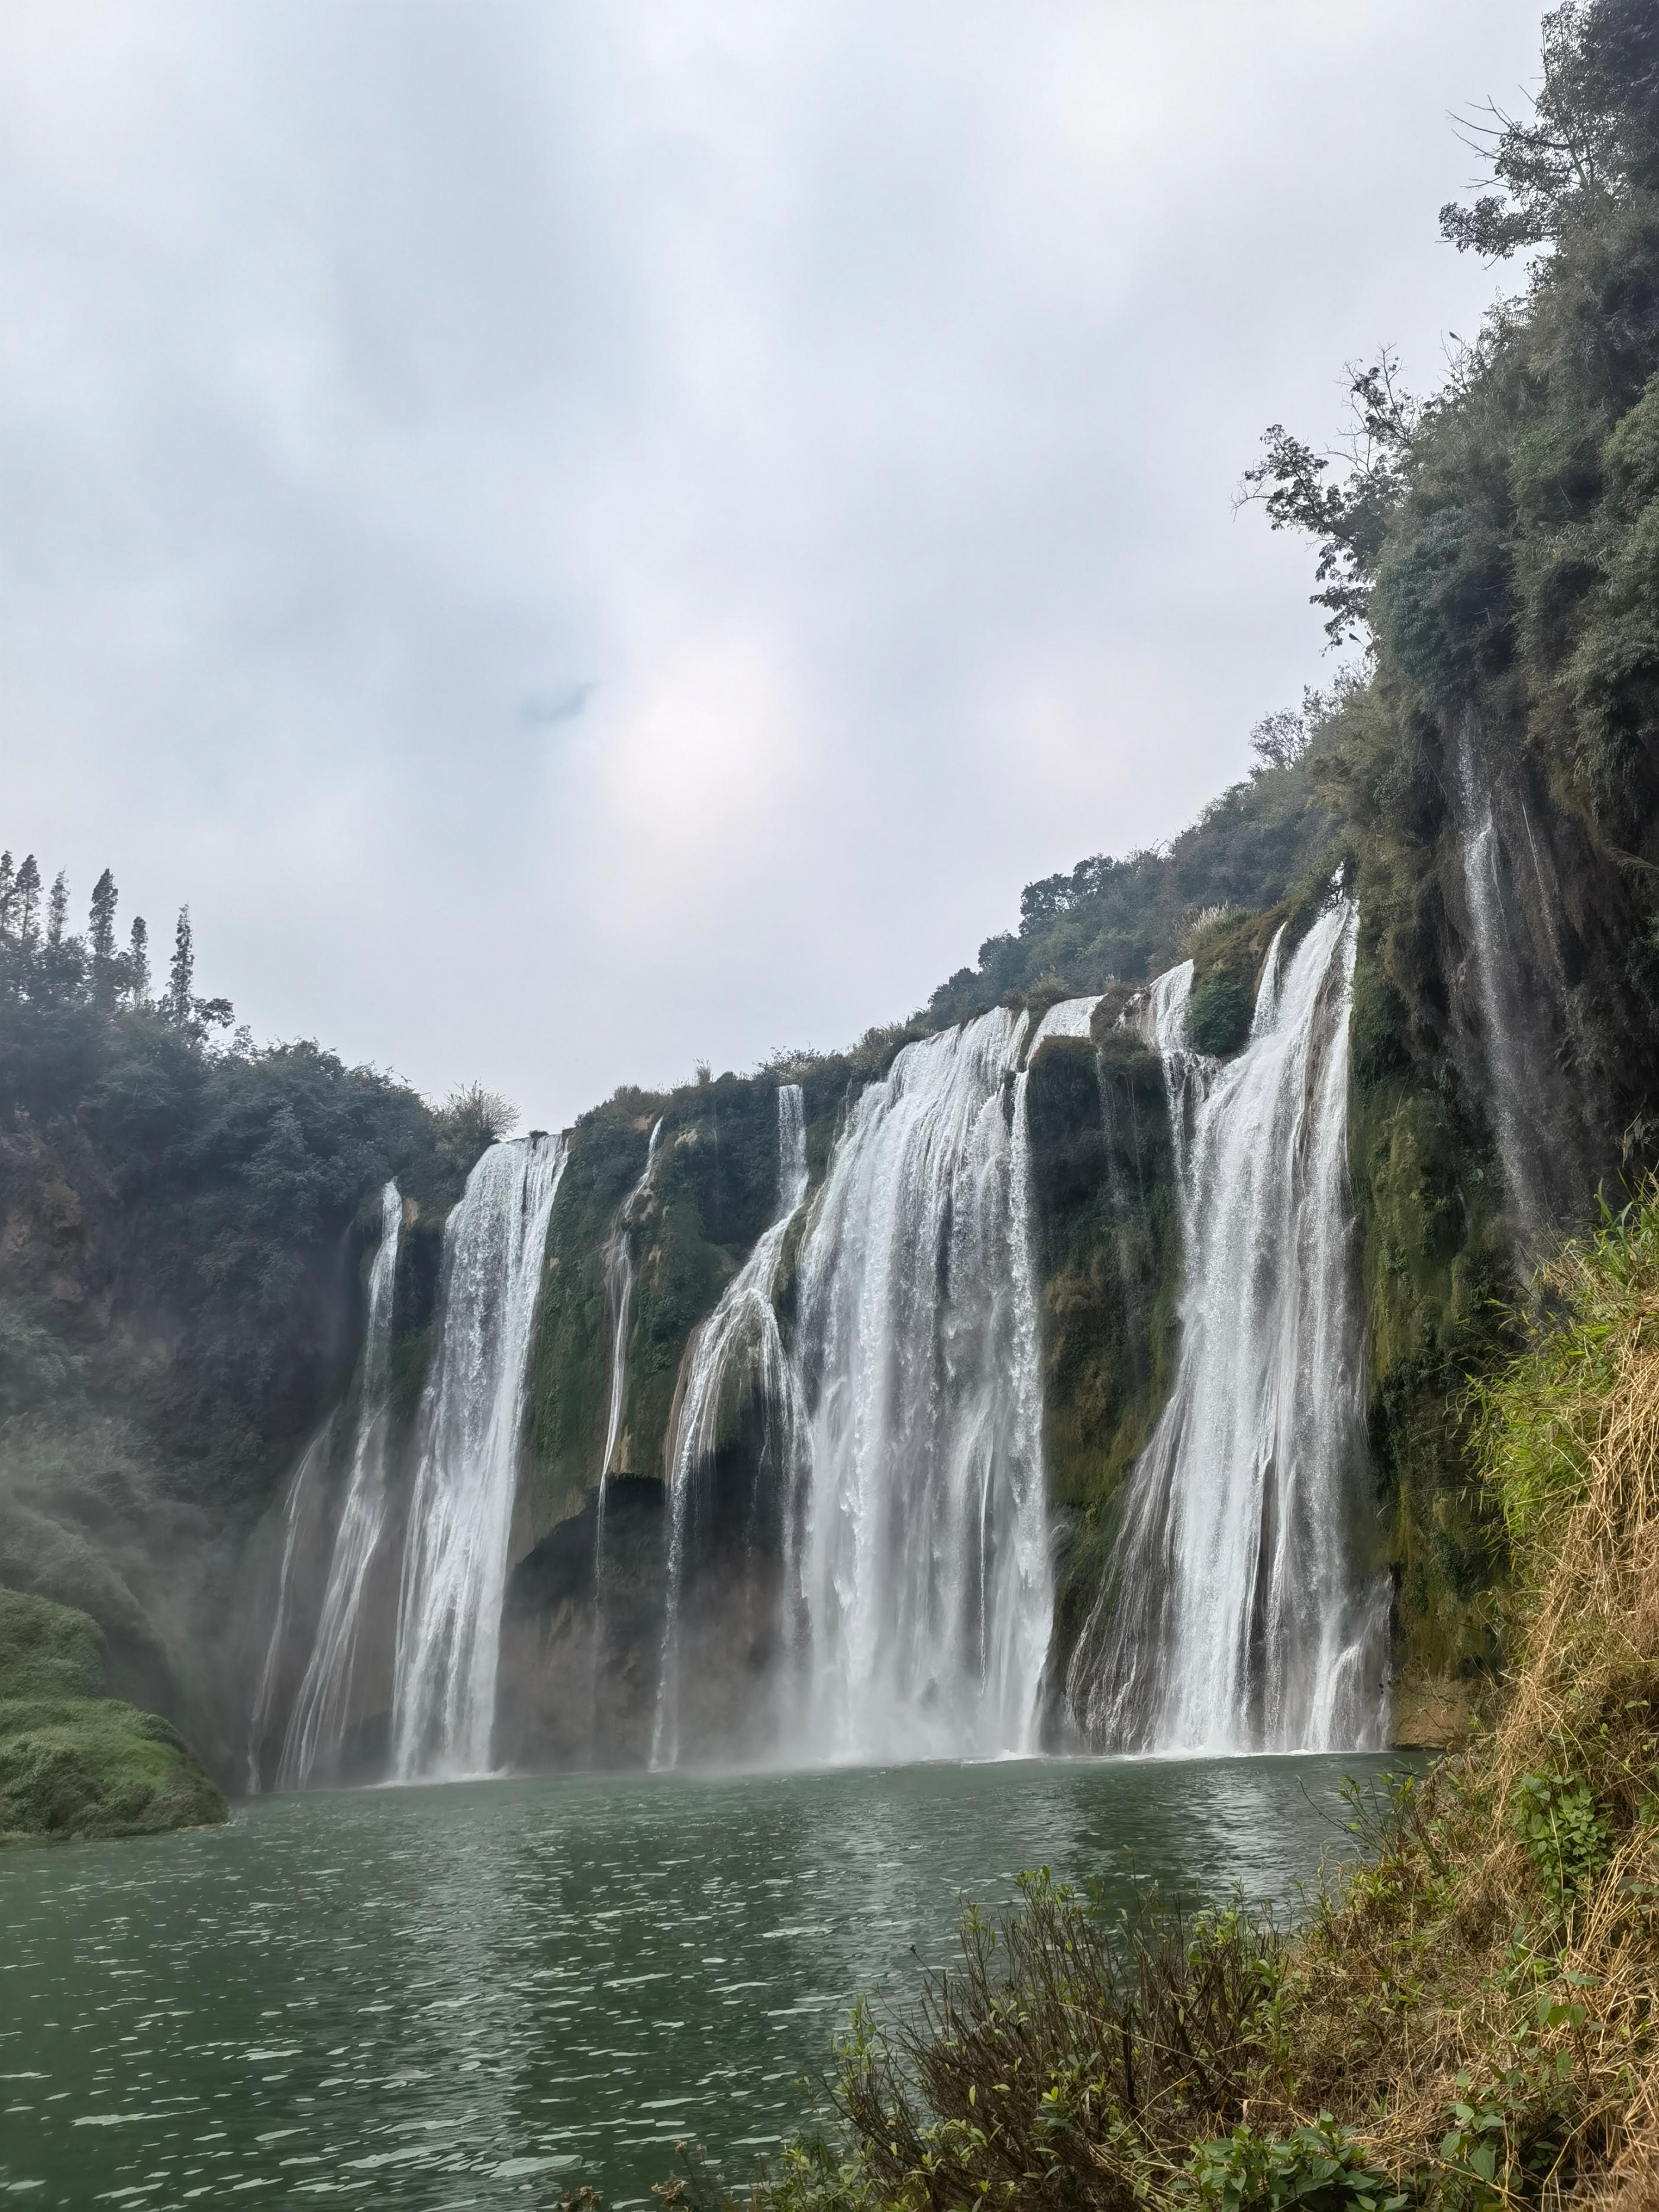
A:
0 1 1542 1128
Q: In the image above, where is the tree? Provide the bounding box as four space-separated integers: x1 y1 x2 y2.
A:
46 872 68 950
1239 353 1421 647
0 853 14 949
433 1082 519 1169
14 856 41 955
166 908 195 1027
88 870 118 1002
126 917 151 1008
1250 710 1309 773
1439 0 1659 258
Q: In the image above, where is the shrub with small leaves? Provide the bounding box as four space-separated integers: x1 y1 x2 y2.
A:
1193 2114 1405 2212
1511 1769 1610 1920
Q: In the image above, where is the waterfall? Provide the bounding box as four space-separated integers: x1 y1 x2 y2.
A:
790 1009 1051 1763
392 1134 567 1781
590 1120 661 1747
246 1418 333 1792
1451 716 1578 1251
651 1085 808 1769
1029 995 1100 1046
599 1121 663 1492
1067 894 1387 1753
276 1182 404 1788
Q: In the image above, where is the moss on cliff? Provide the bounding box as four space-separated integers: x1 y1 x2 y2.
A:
1347 923 1513 1716
0 1589 226 1843
521 1075 794 1549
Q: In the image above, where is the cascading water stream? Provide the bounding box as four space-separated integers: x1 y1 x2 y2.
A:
277 1182 403 1788
246 1418 333 1792
589 1120 661 1746
392 1134 567 1781
598 1121 663 1512
790 1008 1052 1763
1066 895 1387 1753
1451 715 1576 1253
651 1085 808 1769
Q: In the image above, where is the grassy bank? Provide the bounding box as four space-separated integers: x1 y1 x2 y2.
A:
631 1186 1659 2212
0 1587 226 1844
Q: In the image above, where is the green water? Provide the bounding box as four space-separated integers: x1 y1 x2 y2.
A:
0 1754 1402 2205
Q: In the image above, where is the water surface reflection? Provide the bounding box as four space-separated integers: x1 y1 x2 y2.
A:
0 1753 1402 2204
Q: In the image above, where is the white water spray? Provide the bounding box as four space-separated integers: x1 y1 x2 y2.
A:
392 1134 567 1780
277 1182 403 1788
1067 896 1387 1753
791 1008 1052 1763
651 1085 808 1768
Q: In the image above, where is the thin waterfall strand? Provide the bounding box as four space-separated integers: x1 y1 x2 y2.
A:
392 1134 567 1780
590 1120 661 1747
1452 715 1566 1250
792 1008 1052 1764
598 1121 663 1495
277 1182 404 1788
1067 897 1387 1753
246 1418 333 1792
651 1085 808 1769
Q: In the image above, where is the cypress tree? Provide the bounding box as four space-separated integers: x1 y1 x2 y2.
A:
167 907 195 1026
14 856 41 953
0 853 14 949
88 869 117 962
127 916 151 1007
46 870 69 949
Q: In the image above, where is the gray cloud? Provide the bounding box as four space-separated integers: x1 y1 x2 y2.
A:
0 0 1543 1125
520 685 596 728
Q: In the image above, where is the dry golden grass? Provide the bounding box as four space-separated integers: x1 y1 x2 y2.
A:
1264 1197 1659 2203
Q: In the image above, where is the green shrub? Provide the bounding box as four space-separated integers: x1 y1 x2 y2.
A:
1193 2116 1405 2212
1511 1767 1612 1920
1187 972 1253 1055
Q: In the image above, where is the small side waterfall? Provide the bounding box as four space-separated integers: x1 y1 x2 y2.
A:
246 1417 333 1792
1067 895 1387 1753
791 1010 1051 1763
651 1085 808 1769
392 1134 567 1781
1451 716 1582 1252
590 1120 661 1744
599 1122 663 1495
277 1182 404 1788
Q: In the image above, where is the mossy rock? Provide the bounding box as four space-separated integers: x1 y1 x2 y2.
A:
0 1584 105 1700
0 1697 227 1844
0 1591 227 1845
